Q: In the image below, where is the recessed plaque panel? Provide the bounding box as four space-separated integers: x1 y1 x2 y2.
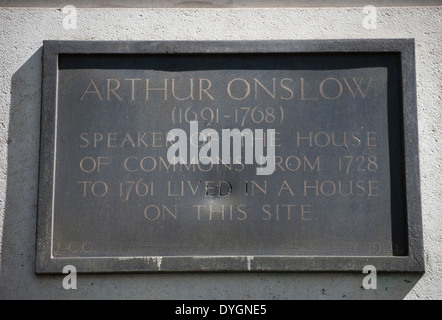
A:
36 40 424 273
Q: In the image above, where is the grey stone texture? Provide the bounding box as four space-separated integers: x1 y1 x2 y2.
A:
0 6 441 299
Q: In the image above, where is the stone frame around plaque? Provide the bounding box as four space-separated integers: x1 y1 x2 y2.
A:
36 39 424 274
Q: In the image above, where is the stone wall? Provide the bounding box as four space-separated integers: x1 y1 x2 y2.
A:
0 5 440 299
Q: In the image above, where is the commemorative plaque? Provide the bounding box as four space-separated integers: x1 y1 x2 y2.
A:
36 40 424 273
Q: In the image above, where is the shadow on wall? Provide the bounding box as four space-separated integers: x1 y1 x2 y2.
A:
0 47 422 300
